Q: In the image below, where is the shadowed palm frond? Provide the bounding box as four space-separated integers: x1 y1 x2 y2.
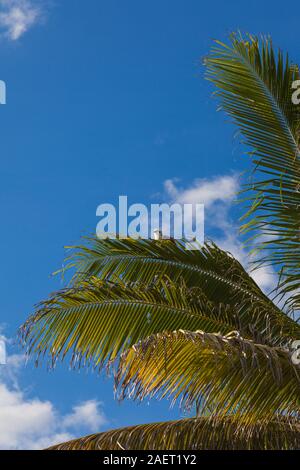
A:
47 416 300 450
61 238 269 302
205 33 300 310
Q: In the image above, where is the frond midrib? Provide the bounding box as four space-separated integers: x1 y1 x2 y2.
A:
85 253 266 302
231 41 299 159
31 298 237 334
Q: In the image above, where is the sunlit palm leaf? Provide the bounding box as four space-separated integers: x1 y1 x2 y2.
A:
205 33 300 310
115 329 300 422
48 416 300 450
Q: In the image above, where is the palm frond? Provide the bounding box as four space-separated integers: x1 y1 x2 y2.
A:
20 270 300 372
61 238 268 303
115 329 300 421
20 277 241 369
57 238 300 345
48 416 300 450
56 238 300 339
205 33 300 310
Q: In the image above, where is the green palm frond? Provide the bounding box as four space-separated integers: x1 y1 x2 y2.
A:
65 237 266 299
20 277 240 369
62 238 267 303
115 329 300 421
20 272 300 427
48 416 300 450
205 33 300 310
20 265 300 373
57 238 300 345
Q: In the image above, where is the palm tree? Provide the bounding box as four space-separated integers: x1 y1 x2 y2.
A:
20 33 300 450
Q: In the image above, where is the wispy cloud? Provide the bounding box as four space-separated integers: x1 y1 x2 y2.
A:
0 0 43 40
0 349 107 449
164 174 277 293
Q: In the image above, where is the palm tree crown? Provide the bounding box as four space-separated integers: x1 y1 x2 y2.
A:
20 33 300 450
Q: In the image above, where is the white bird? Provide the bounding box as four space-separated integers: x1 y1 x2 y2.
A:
153 229 163 240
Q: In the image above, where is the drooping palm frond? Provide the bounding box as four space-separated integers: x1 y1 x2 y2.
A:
114 329 300 422
57 238 300 345
205 33 300 310
20 250 300 374
48 416 300 450
20 276 241 369
20 272 300 432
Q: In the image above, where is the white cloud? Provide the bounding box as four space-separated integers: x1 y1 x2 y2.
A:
164 175 239 208
0 352 107 449
164 175 277 293
63 400 107 432
0 0 42 40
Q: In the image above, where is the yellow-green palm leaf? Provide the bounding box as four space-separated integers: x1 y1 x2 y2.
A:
115 329 300 422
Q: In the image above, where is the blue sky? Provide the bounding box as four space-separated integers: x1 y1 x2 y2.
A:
0 0 299 449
